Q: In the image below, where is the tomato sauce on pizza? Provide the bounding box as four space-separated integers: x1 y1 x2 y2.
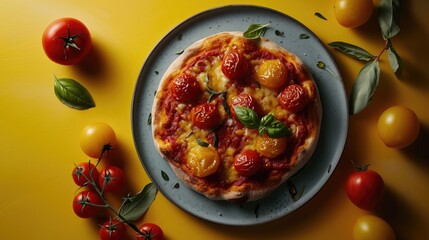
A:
152 32 322 202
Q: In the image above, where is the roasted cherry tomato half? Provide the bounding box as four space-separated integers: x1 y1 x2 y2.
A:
72 190 103 218
234 149 263 177
346 165 384 211
334 0 374 28
80 122 116 159
99 219 127 240
353 215 396 240
136 223 164 240
191 103 221 129
230 93 263 118
170 74 201 103
72 161 99 187
377 105 420 149
222 50 250 81
42 18 92 65
99 166 126 192
278 84 309 112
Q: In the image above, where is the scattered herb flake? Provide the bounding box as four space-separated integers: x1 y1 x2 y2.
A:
299 33 309 39
147 113 152 125
315 12 327 20
243 23 270 39
177 34 183 41
328 164 332 173
175 49 184 55
196 137 210 147
317 61 338 79
154 71 159 75
161 171 169 181
173 183 180 189
275 30 285 37
288 181 305 202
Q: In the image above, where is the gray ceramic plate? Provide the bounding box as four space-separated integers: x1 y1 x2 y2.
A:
132 5 348 226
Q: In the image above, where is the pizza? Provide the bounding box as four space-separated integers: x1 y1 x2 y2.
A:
151 31 322 202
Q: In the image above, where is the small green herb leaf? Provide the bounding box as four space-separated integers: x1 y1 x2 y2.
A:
317 61 338 79
119 183 158 221
377 0 400 40
349 61 380 115
196 137 210 147
315 12 327 20
147 113 152 125
328 41 375 62
161 171 169 181
243 23 270 39
299 33 309 39
54 76 95 110
387 40 401 75
234 106 260 129
275 30 284 37
288 181 305 202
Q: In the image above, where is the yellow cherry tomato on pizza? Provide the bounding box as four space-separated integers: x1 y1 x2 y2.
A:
222 50 250 81
353 215 396 240
278 84 309 112
234 149 263 177
187 145 220 177
377 106 420 148
170 73 201 103
191 103 221 129
256 135 288 158
334 0 374 28
256 59 288 90
80 123 116 158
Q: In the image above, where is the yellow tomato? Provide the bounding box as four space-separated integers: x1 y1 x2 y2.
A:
187 145 220 177
80 122 116 158
377 106 420 148
256 59 287 90
255 135 288 158
353 215 396 240
334 0 374 28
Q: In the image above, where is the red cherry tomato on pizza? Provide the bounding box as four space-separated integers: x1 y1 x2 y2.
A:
191 103 221 129
231 93 263 117
234 149 263 177
99 166 126 192
346 165 384 211
42 18 92 65
72 190 103 218
278 84 309 112
171 74 201 103
72 161 99 187
222 50 250 81
99 219 127 240
136 223 164 240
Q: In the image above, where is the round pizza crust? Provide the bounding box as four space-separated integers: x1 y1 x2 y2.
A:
152 32 322 202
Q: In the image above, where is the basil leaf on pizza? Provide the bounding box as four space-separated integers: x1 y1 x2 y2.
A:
151 32 322 202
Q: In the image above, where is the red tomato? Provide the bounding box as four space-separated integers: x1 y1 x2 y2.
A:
99 219 127 240
72 161 99 187
278 84 309 112
170 74 201 103
136 223 164 240
42 18 92 65
72 190 103 218
222 50 250 81
191 103 221 129
346 166 384 211
99 166 126 192
234 149 263 177
230 93 263 117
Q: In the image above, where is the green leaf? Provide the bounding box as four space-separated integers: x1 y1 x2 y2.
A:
243 23 269 39
196 137 210 147
349 61 380 115
234 106 260 129
54 76 95 110
161 171 169 181
299 33 310 39
119 183 158 221
377 0 400 40
259 113 290 138
328 41 375 62
387 40 402 75
315 12 327 20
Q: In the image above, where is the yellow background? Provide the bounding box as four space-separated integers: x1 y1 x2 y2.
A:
1 0 428 239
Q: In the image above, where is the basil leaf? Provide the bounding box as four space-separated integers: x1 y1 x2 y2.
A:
54 77 95 110
328 41 375 62
260 113 275 127
377 0 400 40
387 40 401 75
299 33 309 39
349 61 380 115
234 106 260 129
161 171 169 181
119 183 158 221
266 120 291 138
243 23 269 39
